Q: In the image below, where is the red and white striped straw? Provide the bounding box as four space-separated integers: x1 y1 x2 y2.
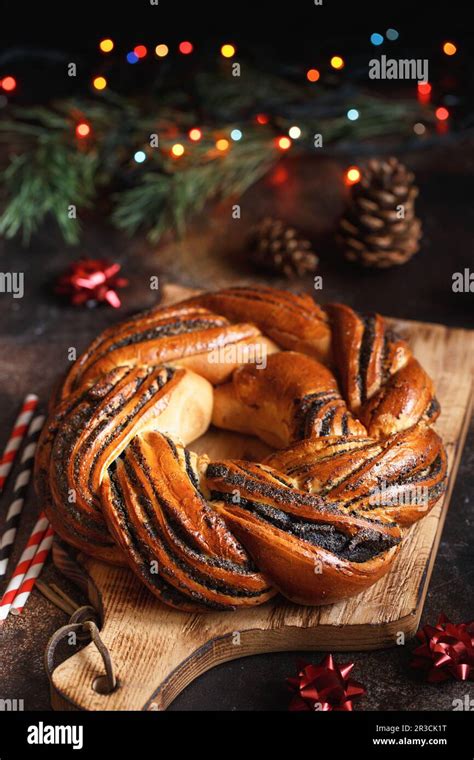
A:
0 394 38 496
0 512 49 623
10 525 55 615
0 413 46 577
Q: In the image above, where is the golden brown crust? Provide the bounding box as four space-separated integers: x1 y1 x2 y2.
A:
183 286 332 362
60 303 278 396
327 303 412 413
36 287 448 610
359 357 440 438
264 426 447 527
212 352 366 448
205 459 401 605
100 432 275 611
36 365 213 562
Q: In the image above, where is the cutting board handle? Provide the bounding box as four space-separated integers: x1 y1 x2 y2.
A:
45 603 117 698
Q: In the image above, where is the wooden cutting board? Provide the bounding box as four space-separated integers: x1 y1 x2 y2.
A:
49 284 474 711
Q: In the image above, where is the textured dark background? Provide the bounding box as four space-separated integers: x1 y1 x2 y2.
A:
0 0 473 712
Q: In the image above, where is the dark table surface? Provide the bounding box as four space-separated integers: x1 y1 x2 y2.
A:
0 138 473 711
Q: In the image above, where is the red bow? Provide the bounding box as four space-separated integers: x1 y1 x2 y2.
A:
411 613 474 682
287 654 366 711
55 258 128 308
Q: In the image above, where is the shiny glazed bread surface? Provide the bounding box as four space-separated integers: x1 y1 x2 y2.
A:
36 287 447 610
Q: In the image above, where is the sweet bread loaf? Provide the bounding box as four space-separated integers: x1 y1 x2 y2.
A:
35 364 213 565
35 287 447 610
212 352 366 447
60 302 279 395
183 286 332 362
100 432 274 610
205 459 402 606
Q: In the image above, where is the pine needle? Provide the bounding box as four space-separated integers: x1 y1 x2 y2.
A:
0 137 98 244
113 139 277 242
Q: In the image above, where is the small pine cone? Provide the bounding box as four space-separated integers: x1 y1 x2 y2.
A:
339 157 422 269
249 217 319 278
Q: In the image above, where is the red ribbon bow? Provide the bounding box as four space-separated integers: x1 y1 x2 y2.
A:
55 258 128 308
411 613 474 683
287 654 366 711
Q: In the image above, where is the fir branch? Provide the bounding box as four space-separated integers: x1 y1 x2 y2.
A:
112 139 276 242
0 136 98 244
0 71 436 247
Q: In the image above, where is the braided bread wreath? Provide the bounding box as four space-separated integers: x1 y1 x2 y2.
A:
35 287 448 611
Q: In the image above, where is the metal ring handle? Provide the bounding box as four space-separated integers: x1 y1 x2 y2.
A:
45 604 117 694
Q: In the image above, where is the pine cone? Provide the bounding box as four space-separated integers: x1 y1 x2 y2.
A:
339 157 422 269
249 217 319 278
